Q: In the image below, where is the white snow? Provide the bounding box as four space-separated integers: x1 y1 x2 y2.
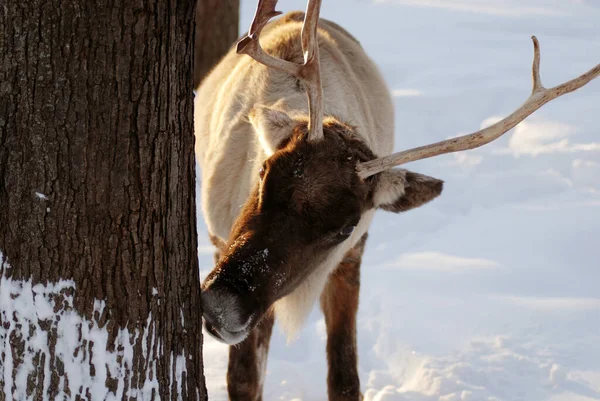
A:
384 251 499 271
392 89 423 97
198 1 600 400
170 351 188 399
0 253 188 400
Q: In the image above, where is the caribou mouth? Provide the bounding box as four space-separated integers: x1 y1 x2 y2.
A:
203 319 251 345
201 277 258 345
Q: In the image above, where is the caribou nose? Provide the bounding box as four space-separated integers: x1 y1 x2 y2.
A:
201 280 254 343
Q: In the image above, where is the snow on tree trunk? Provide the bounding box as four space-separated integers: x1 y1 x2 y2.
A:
0 0 206 400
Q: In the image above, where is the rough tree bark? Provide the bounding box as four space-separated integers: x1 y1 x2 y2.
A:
0 0 206 400
194 0 240 87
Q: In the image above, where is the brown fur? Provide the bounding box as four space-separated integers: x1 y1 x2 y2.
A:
197 11 444 401
321 233 367 401
202 120 376 329
225 236 367 401
378 171 444 213
227 311 275 401
209 234 227 264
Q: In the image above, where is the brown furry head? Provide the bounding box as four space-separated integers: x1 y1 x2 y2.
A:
201 109 443 344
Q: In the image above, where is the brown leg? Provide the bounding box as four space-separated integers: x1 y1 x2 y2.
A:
209 234 226 264
320 233 368 401
227 310 275 401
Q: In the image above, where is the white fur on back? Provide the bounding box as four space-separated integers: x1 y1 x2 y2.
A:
195 16 394 333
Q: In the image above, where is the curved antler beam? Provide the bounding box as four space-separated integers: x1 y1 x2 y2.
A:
356 36 600 179
237 0 324 141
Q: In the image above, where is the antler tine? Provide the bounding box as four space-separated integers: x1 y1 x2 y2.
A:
249 0 282 36
357 36 600 179
531 36 544 92
300 0 324 141
237 0 300 77
237 0 324 142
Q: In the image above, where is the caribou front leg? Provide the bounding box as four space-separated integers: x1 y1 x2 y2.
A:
227 311 275 401
320 234 368 401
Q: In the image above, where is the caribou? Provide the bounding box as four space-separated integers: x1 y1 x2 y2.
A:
194 0 600 399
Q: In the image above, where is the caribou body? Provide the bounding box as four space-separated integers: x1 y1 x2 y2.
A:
195 1 599 400
195 10 437 399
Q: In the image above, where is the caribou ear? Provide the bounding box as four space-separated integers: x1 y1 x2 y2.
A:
250 105 295 156
373 169 443 212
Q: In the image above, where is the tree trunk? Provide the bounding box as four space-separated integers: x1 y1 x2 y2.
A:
0 0 206 400
194 0 240 87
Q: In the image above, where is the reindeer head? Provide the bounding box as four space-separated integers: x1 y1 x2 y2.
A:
201 0 600 344
201 108 443 344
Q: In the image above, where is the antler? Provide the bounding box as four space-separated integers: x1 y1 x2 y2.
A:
237 0 324 141
357 36 600 179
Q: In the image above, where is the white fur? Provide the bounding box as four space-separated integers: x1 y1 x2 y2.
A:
250 105 295 156
195 17 394 335
273 210 375 341
373 169 408 208
256 342 269 394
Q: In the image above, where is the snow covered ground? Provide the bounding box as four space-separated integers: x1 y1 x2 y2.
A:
198 1 600 400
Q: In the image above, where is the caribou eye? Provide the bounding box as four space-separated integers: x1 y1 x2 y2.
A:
339 225 355 237
259 166 265 180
